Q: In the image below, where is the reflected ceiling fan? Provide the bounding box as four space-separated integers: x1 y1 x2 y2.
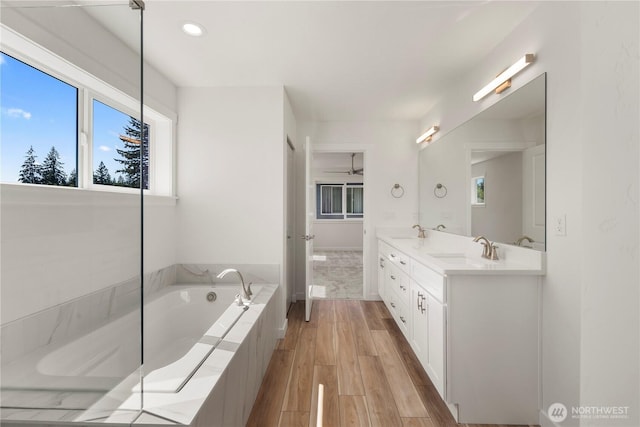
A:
324 153 364 176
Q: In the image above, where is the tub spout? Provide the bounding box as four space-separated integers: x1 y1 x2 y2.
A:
217 268 251 301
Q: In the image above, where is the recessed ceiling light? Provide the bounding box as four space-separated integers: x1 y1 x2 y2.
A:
182 22 205 37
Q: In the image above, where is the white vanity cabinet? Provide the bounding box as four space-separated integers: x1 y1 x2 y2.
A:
411 261 446 399
377 236 542 425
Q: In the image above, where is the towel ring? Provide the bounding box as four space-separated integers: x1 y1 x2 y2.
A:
434 183 447 198
391 183 405 198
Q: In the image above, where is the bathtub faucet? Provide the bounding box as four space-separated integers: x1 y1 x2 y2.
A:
216 268 252 301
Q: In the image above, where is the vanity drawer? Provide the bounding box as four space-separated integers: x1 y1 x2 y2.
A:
388 248 411 275
387 291 410 336
386 264 411 307
412 260 445 303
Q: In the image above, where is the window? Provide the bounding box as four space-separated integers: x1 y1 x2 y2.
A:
316 183 363 219
1 52 78 186
92 100 149 189
471 176 485 205
0 27 174 195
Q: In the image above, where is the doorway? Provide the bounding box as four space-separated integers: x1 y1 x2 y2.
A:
310 151 366 299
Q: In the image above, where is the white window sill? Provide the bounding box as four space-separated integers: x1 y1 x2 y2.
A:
0 183 177 207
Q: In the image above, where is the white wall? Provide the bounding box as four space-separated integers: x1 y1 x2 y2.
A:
0 6 178 324
313 221 363 251
418 2 639 425
295 121 420 299
176 86 286 329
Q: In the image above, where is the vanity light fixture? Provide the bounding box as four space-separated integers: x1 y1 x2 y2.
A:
416 125 440 144
182 22 205 37
472 53 535 102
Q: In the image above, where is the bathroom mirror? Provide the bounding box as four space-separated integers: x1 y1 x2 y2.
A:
418 73 546 250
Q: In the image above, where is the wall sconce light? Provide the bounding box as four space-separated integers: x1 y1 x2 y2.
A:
416 125 440 144
473 53 535 102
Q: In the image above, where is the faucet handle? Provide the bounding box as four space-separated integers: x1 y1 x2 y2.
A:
489 244 499 260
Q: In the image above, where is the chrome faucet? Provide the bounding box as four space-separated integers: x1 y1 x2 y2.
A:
473 235 499 260
514 235 535 247
413 224 427 239
217 268 252 301
435 224 446 231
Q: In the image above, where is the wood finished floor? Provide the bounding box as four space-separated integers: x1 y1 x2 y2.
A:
247 300 536 427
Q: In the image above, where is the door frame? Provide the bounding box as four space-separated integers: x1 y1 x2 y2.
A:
312 143 371 299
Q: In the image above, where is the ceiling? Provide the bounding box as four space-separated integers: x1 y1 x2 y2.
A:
84 1 540 121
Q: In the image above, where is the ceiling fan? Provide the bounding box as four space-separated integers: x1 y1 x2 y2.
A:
324 153 364 176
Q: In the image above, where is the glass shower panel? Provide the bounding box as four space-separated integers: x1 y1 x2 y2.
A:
0 1 144 425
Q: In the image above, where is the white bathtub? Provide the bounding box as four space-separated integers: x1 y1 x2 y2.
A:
1 283 279 426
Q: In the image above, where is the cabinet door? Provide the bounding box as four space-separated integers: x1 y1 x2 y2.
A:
411 283 428 365
426 293 445 398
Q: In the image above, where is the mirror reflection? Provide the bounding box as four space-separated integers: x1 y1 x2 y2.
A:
419 73 546 250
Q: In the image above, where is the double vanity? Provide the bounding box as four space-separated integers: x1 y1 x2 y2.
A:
377 230 544 425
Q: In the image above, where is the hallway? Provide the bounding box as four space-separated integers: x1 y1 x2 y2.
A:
247 300 535 427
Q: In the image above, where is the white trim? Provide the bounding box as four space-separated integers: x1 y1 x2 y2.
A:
314 246 363 252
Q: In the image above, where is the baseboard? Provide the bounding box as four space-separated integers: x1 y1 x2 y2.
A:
277 317 288 339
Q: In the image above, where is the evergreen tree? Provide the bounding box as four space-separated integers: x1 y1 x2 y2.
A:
40 146 67 186
114 117 149 189
93 161 112 185
18 145 41 184
67 169 77 187
116 175 125 186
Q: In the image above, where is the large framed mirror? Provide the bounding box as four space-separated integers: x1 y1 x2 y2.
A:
418 73 546 251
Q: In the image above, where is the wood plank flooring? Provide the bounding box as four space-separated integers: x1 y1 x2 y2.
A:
247 300 535 427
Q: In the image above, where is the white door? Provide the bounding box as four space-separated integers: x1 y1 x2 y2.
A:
522 144 546 248
286 139 295 308
304 136 315 322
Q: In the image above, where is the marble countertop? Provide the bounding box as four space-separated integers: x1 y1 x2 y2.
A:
378 232 545 276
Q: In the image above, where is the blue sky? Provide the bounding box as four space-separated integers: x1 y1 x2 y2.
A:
1 52 133 183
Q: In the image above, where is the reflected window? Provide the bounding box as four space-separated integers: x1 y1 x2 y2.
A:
471 176 485 205
0 52 78 186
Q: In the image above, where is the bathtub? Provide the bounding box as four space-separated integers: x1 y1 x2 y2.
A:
1 283 279 426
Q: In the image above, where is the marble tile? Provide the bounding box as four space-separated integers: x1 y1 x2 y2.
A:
313 250 363 299
177 263 280 285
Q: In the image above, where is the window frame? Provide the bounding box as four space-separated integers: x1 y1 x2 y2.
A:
0 24 173 196
316 182 364 220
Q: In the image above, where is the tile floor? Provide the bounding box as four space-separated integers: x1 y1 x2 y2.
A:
312 250 363 299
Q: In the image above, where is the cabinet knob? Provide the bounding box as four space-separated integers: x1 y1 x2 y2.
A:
400 285 406 291
390 275 396 280
400 260 406 265
400 316 406 324
390 302 396 308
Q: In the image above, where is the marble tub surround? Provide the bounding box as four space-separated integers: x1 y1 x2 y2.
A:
377 227 545 275
0 264 175 369
177 263 280 286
